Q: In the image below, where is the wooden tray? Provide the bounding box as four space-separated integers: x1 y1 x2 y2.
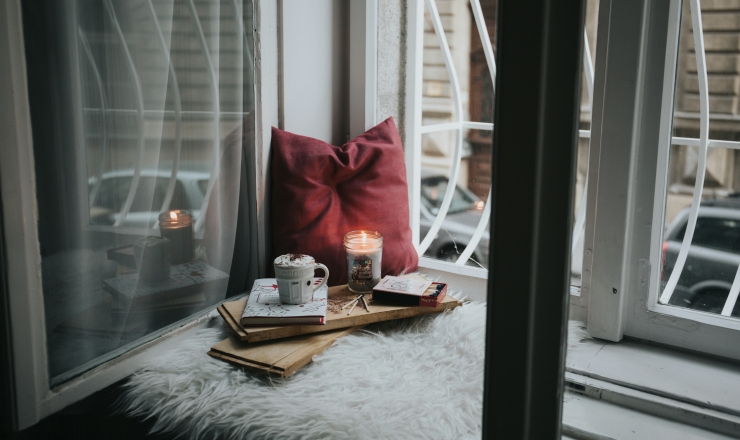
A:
207 326 362 377
217 280 461 343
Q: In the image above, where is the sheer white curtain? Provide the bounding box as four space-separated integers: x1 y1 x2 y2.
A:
26 0 254 384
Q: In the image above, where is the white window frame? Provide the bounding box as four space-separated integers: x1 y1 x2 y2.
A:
583 0 740 361
0 0 278 429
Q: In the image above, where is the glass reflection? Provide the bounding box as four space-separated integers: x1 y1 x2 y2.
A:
23 0 255 384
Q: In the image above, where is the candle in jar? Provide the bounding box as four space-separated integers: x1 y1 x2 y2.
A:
158 209 194 265
344 230 383 293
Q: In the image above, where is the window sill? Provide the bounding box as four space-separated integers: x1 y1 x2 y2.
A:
45 292 249 415
564 334 740 438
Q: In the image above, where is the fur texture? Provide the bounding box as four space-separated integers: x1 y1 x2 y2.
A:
118 302 590 439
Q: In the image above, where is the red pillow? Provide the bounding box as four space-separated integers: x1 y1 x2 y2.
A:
271 117 418 286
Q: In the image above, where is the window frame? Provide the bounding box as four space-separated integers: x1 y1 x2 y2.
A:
0 0 278 429
2 0 504 429
583 0 740 360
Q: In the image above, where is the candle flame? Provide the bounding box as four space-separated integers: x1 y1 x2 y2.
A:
170 211 178 220
362 232 367 245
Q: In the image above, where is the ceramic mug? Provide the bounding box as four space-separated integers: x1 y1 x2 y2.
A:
273 254 329 304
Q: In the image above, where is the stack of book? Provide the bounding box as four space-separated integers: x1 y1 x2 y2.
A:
209 274 461 377
240 278 329 326
54 261 229 337
103 261 227 317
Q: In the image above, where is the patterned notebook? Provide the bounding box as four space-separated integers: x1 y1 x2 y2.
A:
241 278 327 326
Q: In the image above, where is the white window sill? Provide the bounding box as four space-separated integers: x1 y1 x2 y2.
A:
564 334 740 438
562 389 735 439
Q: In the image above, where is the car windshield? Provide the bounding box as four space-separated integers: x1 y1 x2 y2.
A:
421 176 479 214
673 215 740 254
88 175 188 225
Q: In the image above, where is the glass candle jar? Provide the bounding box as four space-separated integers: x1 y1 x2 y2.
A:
158 209 194 265
344 230 383 293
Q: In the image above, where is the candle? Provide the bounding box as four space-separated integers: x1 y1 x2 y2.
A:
344 230 383 293
158 209 194 265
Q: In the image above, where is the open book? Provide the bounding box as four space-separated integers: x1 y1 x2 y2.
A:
241 278 327 326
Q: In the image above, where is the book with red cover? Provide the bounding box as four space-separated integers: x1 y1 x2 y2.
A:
372 276 448 308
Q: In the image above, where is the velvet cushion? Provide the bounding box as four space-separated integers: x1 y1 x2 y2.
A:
271 117 418 286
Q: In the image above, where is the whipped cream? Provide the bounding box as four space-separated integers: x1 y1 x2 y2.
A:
274 253 315 267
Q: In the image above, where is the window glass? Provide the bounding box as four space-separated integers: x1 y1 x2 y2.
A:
674 217 740 254
659 0 740 319
417 0 495 268
91 177 189 226
22 0 255 385
416 0 596 277
421 175 481 214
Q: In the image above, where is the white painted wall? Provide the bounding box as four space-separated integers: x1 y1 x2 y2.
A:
281 0 348 146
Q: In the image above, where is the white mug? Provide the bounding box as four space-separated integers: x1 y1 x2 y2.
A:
274 254 329 304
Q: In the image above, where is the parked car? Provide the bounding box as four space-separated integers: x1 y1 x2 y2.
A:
88 161 210 228
662 196 740 316
419 170 489 268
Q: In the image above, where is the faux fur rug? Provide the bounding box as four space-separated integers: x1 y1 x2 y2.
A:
119 302 590 440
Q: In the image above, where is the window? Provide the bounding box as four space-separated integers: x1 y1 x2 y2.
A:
406 0 595 287
406 0 496 275
0 0 277 428
23 0 257 385
583 0 740 360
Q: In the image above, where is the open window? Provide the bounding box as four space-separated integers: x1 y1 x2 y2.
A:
584 0 740 360
0 0 277 428
405 0 597 301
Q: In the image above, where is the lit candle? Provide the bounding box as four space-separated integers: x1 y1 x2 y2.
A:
344 230 383 293
158 209 194 265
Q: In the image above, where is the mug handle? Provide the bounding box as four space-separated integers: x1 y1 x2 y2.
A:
312 263 329 292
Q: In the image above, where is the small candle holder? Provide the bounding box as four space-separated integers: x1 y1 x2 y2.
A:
158 209 194 265
344 230 383 293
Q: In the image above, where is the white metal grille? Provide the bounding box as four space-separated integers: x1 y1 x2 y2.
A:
79 0 253 233
416 0 595 269
657 0 740 318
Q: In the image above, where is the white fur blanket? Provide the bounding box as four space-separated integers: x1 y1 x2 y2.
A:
119 302 589 439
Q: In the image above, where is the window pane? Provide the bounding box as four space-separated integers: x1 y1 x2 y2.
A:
22 0 255 384
419 0 493 268
417 0 595 277
659 0 740 319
